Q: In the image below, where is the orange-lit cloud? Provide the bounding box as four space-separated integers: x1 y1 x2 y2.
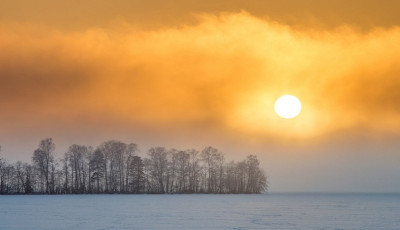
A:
1 12 400 141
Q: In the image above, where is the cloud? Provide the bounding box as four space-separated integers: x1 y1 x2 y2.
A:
1 12 400 140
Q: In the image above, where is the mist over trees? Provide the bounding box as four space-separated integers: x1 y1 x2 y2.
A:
0 140 268 194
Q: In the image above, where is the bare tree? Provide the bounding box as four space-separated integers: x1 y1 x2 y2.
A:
61 153 70 193
235 160 247 193
188 149 200 193
97 140 128 193
201 147 224 193
24 163 34 194
174 150 190 193
148 147 169 193
15 161 25 193
90 148 106 193
125 143 138 192
32 138 55 194
68 144 90 193
246 155 259 193
0 146 4 194
202 146 217 192
128 156 145 193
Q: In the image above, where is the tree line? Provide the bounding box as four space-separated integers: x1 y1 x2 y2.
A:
0 139 268 194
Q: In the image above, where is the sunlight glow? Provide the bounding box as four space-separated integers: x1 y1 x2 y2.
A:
274 95 302 119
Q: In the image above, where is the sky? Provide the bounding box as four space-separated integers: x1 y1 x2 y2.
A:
1 0 400 192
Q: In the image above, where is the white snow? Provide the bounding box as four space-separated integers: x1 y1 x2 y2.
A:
0 193 400 229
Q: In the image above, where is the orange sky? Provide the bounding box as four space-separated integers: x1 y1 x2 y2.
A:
1 0 400 192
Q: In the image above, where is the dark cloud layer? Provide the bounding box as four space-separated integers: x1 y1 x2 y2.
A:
1 0 400 30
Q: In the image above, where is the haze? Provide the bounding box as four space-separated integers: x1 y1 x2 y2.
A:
1 0 400 192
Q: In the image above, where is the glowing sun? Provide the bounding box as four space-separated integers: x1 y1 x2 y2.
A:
274 95 302 119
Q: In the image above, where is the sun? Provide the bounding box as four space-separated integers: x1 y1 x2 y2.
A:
274 95 302 119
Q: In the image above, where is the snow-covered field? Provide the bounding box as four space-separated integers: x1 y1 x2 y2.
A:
1 193 400 229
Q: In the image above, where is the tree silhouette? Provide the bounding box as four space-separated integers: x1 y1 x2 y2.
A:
0 140 268 194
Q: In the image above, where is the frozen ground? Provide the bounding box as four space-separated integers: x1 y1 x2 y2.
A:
0 193 400 229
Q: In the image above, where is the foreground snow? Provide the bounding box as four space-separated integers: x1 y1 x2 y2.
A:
0 193 399 229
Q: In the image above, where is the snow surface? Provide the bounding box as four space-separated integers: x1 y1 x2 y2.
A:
0 193 400 229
